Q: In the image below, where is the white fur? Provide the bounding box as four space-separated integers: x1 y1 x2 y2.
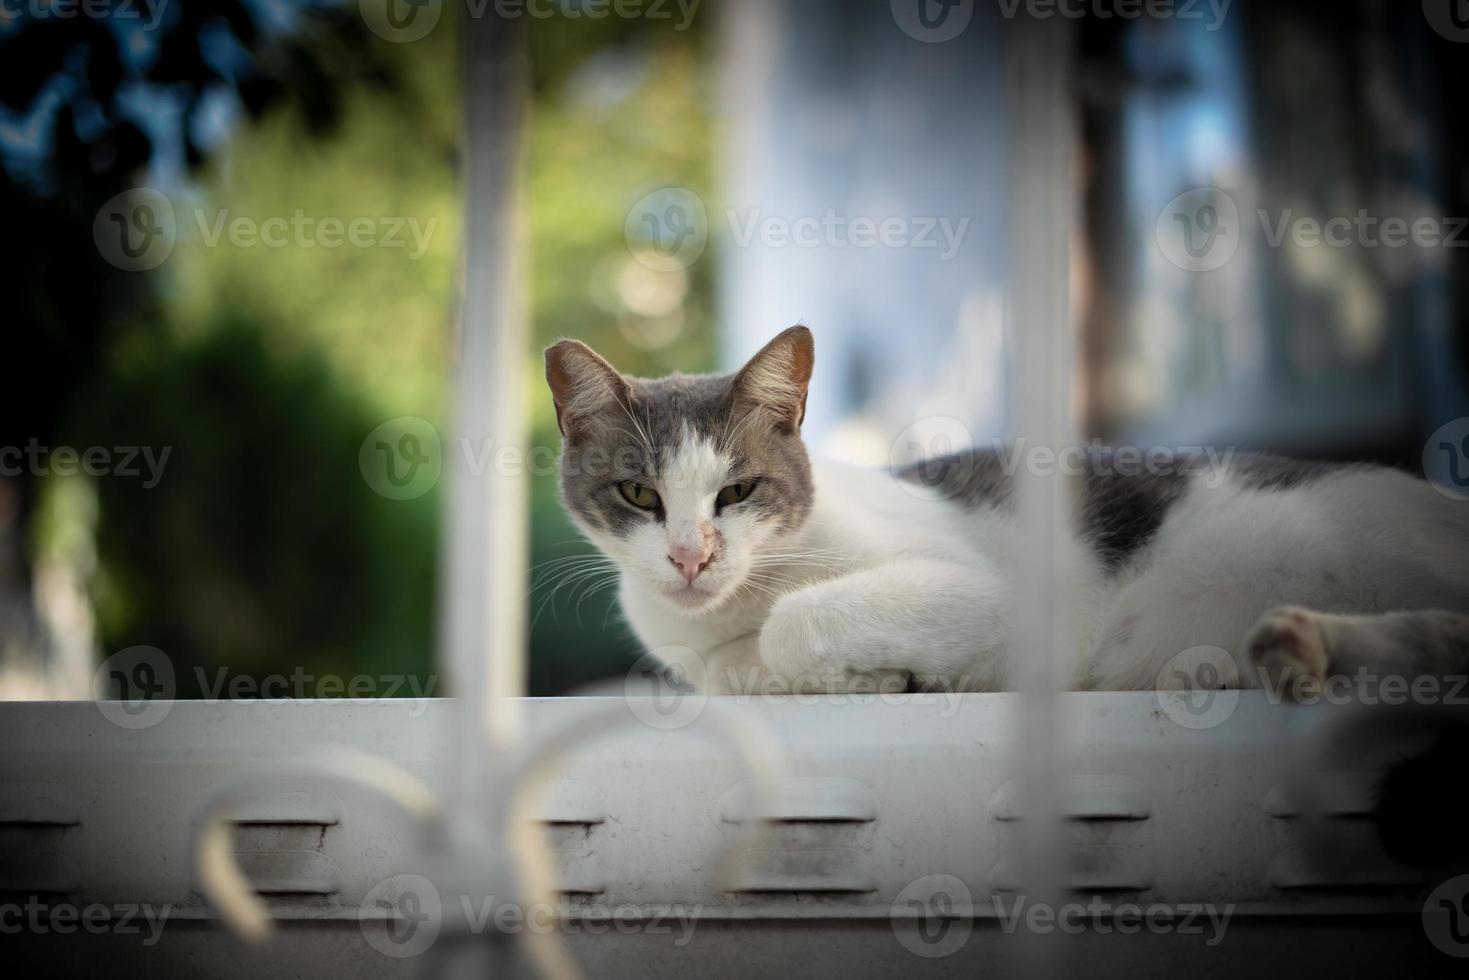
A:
594 452 1469 694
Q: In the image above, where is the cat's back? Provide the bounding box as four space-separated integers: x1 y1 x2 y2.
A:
892 446 1444 577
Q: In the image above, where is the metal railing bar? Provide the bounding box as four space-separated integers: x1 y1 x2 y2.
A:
1008 11 1078 979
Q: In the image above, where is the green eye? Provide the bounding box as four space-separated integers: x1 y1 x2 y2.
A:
618 481 661 510
716 482 756 508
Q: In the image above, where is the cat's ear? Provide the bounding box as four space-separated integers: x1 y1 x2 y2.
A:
545 340 632 439
731 326 814 434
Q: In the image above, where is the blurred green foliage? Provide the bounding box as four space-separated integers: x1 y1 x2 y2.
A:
54 12 714 695
526 16 716 692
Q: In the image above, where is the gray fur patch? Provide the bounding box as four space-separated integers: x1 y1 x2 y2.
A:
894 447 1189 571
1229 453 1363 491
895 450 1014 508
894 447 1379 574
1078 455 1191 571
558 371 814 537
898 448 1408 573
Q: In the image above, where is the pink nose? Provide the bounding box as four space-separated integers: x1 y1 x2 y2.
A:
668 545 714 584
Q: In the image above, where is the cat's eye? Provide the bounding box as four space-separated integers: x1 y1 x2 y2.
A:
716 482 756 508
618 481 661 510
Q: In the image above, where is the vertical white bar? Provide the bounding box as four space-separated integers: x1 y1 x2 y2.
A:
1009 10 1076 977
443 9 529 823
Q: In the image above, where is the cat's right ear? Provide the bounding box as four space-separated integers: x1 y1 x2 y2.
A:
545 340 632 439
731 325 814 434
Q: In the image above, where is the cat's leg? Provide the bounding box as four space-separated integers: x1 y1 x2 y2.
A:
757 559 1009 692
698 632 771 695
1246 606 1469 697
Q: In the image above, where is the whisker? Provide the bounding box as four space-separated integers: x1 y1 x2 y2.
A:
529 562 618 629
528 562 616 596
741 569 802 592
572 573 621 627
529 554 614 574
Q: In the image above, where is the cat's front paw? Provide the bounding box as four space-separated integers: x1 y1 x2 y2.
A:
1247 606 1329 698
758 596 909 694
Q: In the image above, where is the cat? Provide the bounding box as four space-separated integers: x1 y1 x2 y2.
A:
546 325 1469 696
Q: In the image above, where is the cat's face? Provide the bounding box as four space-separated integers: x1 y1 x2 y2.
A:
546 327 815 614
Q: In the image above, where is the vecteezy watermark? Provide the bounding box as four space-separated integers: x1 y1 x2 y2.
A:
1423 0 1469 43
359 874 702 959
892 0 1232 43
624 648 709 731
356 417 629 500
991 895 1234 945
93 645 438 730
726 210 971 261
889 417 975 500
192 666 438 715
0 898 172 946
93 187 176 272
0 440 171 488
998 0 1232 28
358 0 444 42
994 439 1234 483
622 188 971 269
624 187 710 272
193 210 438 259
1423 874 1469 958
623 648 972 732
359 423 566 500
1154 646 1241 730
1155 187 1242 272
94 646 177 730
1158 187 1469 272
0 0 169 29
367 418 859 499
358 0 700 44
888 421 1238 501
890 877 1234 958
1156 648 1469 730
1254 210 1469 251
1424 417 1469 501
891 875 975 958
360 417 444 501
891 0 975 43
93 189 439 271
1257 667 1469 709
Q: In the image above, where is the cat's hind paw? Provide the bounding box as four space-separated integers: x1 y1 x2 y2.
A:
1246 606 1329 699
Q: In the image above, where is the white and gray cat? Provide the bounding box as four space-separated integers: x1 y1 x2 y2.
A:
546 326 1469 695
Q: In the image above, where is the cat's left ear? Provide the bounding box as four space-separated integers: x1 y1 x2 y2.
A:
545 340 633 439
731 326 814 434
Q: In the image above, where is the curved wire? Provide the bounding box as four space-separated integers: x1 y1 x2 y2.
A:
190 702 784 980
505 698 786 980
191 750 443 943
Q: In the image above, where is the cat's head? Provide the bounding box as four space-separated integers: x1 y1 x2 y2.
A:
546 326 815 614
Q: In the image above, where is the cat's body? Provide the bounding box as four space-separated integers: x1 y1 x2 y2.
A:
547 327 1469 695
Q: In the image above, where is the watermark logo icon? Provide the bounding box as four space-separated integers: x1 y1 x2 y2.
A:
891 0 974 43
1156 187 1241 272
891 874 973 958
1155 645 1240 730
624 648 708 731
359 417 443 500
1423 874 1469 958
624 187 709 271
93 646 176 730
889 416 973 500
359 0 443 43
362 874 443 958
1423 418 1469 501
1424 0 1469 42
93 188 176 272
